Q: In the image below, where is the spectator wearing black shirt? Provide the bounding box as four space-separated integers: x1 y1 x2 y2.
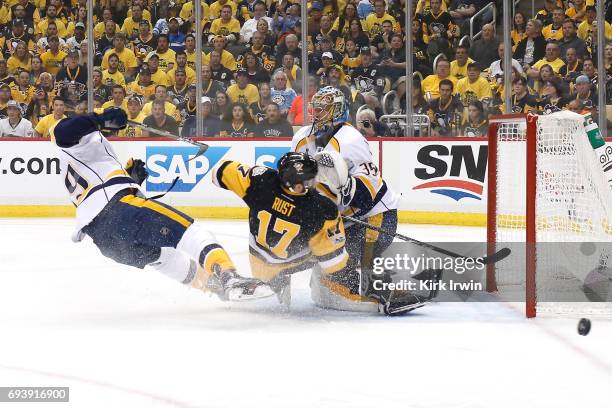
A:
514 19 547 68
143 99 179 135
56 51 88 112
422 0 458 61
249 82 272 124
256 102 294 137
558 19 587 61
469 23 499 70
427 79 464 136
208 50 234 87
182 97 223 137
351 47 385 110
220 102 257 137
344 18 371 51
559 47 583 85
243 52 271 85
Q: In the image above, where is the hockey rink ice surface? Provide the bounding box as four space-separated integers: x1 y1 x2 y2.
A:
1 218 611 408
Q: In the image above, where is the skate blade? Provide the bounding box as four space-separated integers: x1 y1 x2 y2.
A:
384 300 430 315
226 286 276 302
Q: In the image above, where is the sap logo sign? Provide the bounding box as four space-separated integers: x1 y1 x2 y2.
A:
255 147 290 168
413 145 488 201
146 146 230 192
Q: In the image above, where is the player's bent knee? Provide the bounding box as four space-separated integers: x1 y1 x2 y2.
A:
149 247 198 284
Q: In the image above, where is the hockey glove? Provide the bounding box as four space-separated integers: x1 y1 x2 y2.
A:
125 158 148 185
96 107 128 130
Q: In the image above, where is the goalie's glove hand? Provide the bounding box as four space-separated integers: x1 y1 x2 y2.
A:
125 158 148 185
96 107 127 130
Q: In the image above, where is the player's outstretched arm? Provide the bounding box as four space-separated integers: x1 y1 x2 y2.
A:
54 108 128 148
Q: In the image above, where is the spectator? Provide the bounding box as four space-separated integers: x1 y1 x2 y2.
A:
131 20 158 63
469 23 499 70
276 34 302 66
578 6 612 54
461 100 487 137
96 20 117 64
448 0 478 37
0 60 15 86
129 67 157 99
244 52 271 85
363 0 399 39
488 43 525 86
351 47 384 111
450 45 474 80
102 84 128 113
245 30 275 73
241 1 272 44
209 5 241 46
168 69 189 106
66 22 86 53
565 0 588 23
167 17 186 53
143 99 180 135
0 84 11 117
143 54 171 87
94 8 119 41
36 21 67 54
512 11 527 50
275 54 301 92
182 96 223 137
514 19 547 68
527 42 565 78
250 82 273 123
509 76 538 113
92 68 112 102
566 98 584 113
422 0 458 61
122 4 152 40
36 4 67 38
533 64 556 97
226 69 259 105
559 19 588 61
7 41 32 75
535 0 557 27
40 36 67 77
177 86 197 123
168 51 196 86
25 88 49 126
380 33 407 97
307 1 324 38
356 107 390 137
184 34 206 71
581 57 598 84
254 17 277 49
559 48 583 85
273 2 300 36
411 78 430 116
310 15 339 51
542 7 565 42
422 58 458 100
371 19 395 58
56 51 88 113
538 77 566 114
455 63 492 105
309 36 343 72
204 36 238 72
102 53 127 88
148 34 176 72
344 18 371 52
102 33 139 80
287 77 319 126
201 64 226 100
142 85 182 123
270 71 297 115
29 56 44 86
213 90 230 119
570 74 597 111
257 102 294 137
0 100 33 137
427 79 463 136
332 3 358 38
118 95 146 137
220 102 256 137
11 0 36 30
412 18 432 75
3 19 35 59
34 97 66 138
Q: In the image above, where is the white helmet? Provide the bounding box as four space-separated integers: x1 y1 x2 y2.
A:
310 86 349 137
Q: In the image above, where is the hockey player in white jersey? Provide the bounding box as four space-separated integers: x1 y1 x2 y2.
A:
52 107 273 301
291 87 430 313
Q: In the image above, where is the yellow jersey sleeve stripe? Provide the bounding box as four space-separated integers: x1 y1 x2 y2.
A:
328 137 340 152
295 137 309 152
120 195 193 228
105 169 129 180
355 175 377 200
315 183 337 202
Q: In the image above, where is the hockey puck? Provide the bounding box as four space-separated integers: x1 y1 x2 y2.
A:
578 318 591 336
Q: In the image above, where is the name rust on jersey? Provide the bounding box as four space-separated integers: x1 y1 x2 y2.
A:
272 197 296 217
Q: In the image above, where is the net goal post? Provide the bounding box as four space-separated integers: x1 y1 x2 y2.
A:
487 111 612 318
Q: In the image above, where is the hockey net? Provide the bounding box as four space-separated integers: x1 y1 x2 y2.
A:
487 111 612 317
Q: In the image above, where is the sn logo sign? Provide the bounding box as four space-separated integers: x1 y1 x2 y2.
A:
145 146 230 192
413 145 488 201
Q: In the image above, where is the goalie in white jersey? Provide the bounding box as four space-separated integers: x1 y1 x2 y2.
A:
292 87 412 311
52 107 273 302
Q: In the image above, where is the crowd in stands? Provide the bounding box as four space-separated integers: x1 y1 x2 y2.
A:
0 0 609 138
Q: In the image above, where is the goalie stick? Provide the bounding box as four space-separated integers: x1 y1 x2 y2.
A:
127 120 209 160
342 215 511 265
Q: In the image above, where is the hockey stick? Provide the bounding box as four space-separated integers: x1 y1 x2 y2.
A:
127 120 209 159
342 215 511 265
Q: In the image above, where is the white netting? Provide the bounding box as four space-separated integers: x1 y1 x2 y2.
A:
491 111 612 316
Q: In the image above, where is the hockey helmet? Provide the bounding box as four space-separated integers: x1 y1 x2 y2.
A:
310 86 349 136
277 152 318 191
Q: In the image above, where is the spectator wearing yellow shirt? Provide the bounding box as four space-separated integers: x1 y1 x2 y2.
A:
527 42 566 79
6 41 31 74
208 5 241 45
141 85 182 123
416 0 448 15
146 35 176 72
94 8 120 40
578 6 612 49
121 4 152 40
36 21 68 55
455 63 492 105
101 84 129 113
363 0 400 39
102 53 127 88
421 58 458 100
3 19 35 57
10 69 34 105
226 69 259 105
167 51 196 86
40 36 67 76
203 36 237 71
180 1 211 22
35 4 67 38
139 54 171 87
118 95 146 137
126 0 152 22
209 0 237 19
449 45 473 80
565 0 588 23
128 67 156 99
34 97 66 138
184 34 205 70
542 7 565 42
101 33 139 80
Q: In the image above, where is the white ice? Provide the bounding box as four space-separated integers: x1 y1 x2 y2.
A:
0 218 611 408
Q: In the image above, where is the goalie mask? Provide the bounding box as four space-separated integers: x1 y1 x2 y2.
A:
310 86 349 142
277 152 318 192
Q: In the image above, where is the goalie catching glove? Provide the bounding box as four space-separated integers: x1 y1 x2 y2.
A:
313 150 355 206
125 158 148 185
95 107 128 130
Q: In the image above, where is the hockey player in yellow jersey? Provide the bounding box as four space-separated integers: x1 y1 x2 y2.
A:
290 87 426 313
212 151 427 315
51 108 274 302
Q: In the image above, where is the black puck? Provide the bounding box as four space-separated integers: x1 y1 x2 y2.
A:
578 318 591 336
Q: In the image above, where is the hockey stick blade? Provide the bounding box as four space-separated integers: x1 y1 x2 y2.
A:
127 120 209 157
342 215 511 265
